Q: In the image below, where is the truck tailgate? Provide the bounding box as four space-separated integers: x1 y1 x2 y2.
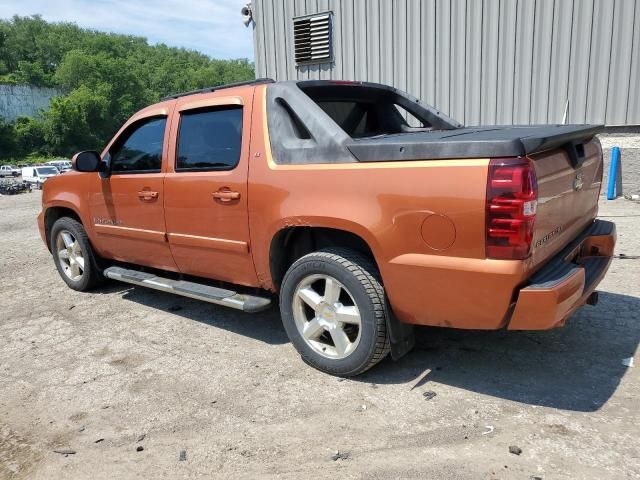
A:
529 138 603 270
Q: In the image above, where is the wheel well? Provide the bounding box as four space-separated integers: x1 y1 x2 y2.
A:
269 227 376 290
44 207 82 250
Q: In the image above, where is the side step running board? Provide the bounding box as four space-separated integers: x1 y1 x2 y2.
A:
103 266 271 313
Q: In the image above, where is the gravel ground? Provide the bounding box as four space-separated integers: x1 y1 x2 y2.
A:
0 143 639 479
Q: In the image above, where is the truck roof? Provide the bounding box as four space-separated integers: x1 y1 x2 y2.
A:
160 78 275 101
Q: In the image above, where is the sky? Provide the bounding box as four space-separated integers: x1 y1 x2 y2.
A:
0 0 255 60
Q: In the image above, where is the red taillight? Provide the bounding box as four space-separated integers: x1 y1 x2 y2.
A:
486 157 538 260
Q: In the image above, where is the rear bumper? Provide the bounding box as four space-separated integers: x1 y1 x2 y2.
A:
508 219 616 330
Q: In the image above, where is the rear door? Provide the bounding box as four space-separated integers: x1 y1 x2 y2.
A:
163 91 258 286
88 112 178 271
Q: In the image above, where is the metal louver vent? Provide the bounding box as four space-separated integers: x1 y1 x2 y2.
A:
293 12 333 65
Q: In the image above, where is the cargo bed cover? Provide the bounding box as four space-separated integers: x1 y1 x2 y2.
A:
346 124 604 161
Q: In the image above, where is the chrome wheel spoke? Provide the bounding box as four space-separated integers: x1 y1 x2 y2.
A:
323 277 341 304
297 286 323 310
71 241 82 255
302 317 325 340
335 305 361 325
75 255 85 271
70 261 81 278
61 232 74 248
330 328 352 357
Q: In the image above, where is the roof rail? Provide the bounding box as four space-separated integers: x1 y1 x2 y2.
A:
161 78 275 101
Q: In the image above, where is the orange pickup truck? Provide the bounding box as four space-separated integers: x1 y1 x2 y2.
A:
38 79 615 376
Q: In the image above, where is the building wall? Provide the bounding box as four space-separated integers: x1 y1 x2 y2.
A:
253 0 640 126
0 84 62 122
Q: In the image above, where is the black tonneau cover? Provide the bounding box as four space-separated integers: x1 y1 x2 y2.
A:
346 124 603 162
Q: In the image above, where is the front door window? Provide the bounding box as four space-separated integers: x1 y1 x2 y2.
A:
110 117 166 174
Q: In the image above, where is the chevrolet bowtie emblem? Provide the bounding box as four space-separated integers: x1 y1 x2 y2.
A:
573 173 584 191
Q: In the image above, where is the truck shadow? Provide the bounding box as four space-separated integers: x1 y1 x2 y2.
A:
117 284 637 412
117 285 289 345
357 291 639 412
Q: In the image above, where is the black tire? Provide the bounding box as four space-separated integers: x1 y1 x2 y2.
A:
279 248 390 376
50 217 102 291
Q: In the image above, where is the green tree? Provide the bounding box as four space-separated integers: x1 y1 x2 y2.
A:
13 116 46 157
42 86 110 154
0 15 255 158
0 116 17 157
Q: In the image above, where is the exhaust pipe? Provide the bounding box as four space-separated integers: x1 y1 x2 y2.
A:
586 291 599 306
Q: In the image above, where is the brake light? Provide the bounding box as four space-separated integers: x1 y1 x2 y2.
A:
486 157 538 259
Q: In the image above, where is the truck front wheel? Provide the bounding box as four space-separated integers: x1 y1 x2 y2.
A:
50 217 101 291
279 248 390 376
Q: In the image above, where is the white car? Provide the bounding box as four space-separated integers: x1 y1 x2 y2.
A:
46 160 72 173
0 165 19 177
21 166 60 189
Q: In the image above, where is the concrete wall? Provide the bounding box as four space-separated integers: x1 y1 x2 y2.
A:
0 84 62 122
253 0 640 126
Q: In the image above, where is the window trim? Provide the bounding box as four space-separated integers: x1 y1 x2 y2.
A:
174 105 244 173
108 115 167 176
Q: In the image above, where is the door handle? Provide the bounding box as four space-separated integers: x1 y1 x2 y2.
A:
212 190 241 202
137 190 158 200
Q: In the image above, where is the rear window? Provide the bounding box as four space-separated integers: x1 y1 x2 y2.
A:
300 84 432 138
315 101 377 137
176 107 243 171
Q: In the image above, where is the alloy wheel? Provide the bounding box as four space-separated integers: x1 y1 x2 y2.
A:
292 274 362 359
56 230 85 282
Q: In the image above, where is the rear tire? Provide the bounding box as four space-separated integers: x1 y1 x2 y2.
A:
50 217 102 291
279 248 390 376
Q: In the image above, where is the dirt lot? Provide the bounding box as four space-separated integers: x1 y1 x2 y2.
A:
1 149 639 479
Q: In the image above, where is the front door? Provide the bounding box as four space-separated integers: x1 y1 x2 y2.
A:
163 93 258 286
89 114 178 271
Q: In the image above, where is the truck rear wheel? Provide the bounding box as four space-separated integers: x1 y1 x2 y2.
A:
50 217 101 291
279 248 390 376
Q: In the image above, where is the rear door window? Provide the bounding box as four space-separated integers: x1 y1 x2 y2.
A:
176 107 243 171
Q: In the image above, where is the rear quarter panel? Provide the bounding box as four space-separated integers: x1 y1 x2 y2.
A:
249 86 505 327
